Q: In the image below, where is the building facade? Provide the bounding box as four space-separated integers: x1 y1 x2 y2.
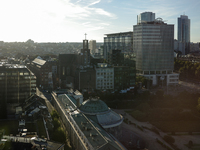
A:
178 15 190 54
133 17 178 85
104 32 133 60
29 58 53 89
108 50 136 90
137 12 155 24
95 63 114 90
0 64 36 103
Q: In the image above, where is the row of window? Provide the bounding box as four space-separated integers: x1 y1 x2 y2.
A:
97 83 113 85
97 86 113 89
97 80 113 82
97 72 113 75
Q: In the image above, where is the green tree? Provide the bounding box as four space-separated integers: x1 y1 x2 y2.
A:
52 127 66 143
51 109 59 119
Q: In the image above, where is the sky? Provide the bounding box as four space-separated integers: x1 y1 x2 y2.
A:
0 0 199 43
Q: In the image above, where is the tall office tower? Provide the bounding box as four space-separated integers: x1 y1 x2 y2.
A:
137 12 155 24
103 31 133 60
133 18 179 85
178 15 190 54
89 40 96 55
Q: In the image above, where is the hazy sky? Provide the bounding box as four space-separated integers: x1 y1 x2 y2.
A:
0 0 199 43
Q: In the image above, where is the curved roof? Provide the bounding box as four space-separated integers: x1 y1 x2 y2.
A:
79 97 123 128
79 97 109 114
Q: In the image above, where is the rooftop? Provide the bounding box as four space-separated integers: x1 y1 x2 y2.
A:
32 58 46 66
104 31 133 36
79 97 109 114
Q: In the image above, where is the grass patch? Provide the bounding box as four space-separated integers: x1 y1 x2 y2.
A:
37 120 46 138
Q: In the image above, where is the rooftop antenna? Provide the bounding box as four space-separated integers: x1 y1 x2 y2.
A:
84 33 87 40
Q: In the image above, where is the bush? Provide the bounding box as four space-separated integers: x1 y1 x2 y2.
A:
163 135 175 144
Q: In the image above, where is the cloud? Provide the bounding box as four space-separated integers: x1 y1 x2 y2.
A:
87 0 101 6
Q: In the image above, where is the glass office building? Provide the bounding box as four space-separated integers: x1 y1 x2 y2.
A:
178 15 190 54
133 19 174 75
103 32 133 60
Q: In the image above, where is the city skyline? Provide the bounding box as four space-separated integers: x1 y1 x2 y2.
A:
0 0 200 43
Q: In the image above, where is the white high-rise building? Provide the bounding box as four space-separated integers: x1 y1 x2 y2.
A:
137 12 155 24
89 40 96 55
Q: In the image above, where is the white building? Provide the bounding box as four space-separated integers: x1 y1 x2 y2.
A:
89 40 96 55
95 63 114 90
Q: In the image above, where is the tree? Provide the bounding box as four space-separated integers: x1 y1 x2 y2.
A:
51 109 59 119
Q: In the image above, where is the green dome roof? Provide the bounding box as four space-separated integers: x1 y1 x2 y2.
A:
79 97 109 114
